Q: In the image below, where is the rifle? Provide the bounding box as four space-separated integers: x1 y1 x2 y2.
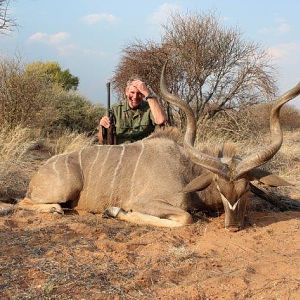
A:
101 82 117 145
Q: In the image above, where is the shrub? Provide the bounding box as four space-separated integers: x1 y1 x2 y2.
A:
0 58 58 129
50 90 105 135
0 57 105 135
197 102 300 143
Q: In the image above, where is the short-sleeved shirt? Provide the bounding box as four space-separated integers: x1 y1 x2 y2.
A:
111 100 155 144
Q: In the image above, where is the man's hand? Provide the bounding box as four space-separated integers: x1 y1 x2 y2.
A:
131 79 150 97
99 116 110 128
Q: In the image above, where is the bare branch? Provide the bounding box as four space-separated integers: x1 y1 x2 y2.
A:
0 0 17 34
113 11 276 130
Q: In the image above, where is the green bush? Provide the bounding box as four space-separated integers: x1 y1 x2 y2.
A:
0 57 105 135
50 90 105 134
0 58 58 129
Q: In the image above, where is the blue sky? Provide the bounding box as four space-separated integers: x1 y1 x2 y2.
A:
1 0 300 108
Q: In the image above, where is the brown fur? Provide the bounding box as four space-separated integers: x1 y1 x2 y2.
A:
18 73 300 229
219 143 238 159
200 142 238 159
147 126 182 143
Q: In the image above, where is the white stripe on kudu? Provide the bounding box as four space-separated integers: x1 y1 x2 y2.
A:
95 145 113 210
98 145 113 179
78 149 83 175
216 183 240 211
52 156 60 178
64 155 70 177
84 146 101 202
129 141 145 201
109 145 125 201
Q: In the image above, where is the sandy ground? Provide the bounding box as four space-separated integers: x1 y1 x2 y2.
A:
0 206 299 300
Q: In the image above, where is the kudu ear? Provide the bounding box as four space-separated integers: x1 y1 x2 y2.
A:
181 172 214 193
247 168 293 187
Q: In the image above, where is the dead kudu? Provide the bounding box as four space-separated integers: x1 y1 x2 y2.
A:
18 64 300 231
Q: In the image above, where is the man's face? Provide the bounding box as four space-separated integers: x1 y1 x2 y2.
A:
126 84 143 109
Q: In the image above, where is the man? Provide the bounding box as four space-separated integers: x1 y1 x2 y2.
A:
98 78 166 144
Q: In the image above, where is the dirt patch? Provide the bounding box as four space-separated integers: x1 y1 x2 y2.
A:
1 209 299 299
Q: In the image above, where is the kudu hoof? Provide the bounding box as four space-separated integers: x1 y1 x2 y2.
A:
0 203 14 216
225 226 240 232
103 207 125 218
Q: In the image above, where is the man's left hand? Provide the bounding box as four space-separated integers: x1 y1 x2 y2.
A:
131 80 150 97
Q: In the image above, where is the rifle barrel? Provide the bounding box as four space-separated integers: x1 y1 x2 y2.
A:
106 82 111 114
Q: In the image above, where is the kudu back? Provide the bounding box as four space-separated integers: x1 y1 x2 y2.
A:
19 64 300 230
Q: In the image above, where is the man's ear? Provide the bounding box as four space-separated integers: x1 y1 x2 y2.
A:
181 172 213 193
247 168 293 187
125 87 129 98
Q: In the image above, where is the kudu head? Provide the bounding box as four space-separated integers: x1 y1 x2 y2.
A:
160 62 300 231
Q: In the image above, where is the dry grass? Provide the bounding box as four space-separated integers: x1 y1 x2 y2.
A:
0 125 37 162
197 103 300 144
49 130 94 155
0 125 40 200
197 128 299 173
0 125 94 202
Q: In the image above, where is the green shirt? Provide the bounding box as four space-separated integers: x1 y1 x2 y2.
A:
111 100 155 144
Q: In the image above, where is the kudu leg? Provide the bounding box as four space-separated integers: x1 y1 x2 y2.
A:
17 198 64 214
105 200 193 228
117 211 191 227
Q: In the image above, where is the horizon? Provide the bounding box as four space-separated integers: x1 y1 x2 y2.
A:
1 0 300 109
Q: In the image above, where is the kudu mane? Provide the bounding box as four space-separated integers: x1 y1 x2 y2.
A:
147 127 183 144
199 142 238 158
148 128 239 162
150 127 241 165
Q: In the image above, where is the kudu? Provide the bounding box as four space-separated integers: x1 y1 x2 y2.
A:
19 64 300 231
